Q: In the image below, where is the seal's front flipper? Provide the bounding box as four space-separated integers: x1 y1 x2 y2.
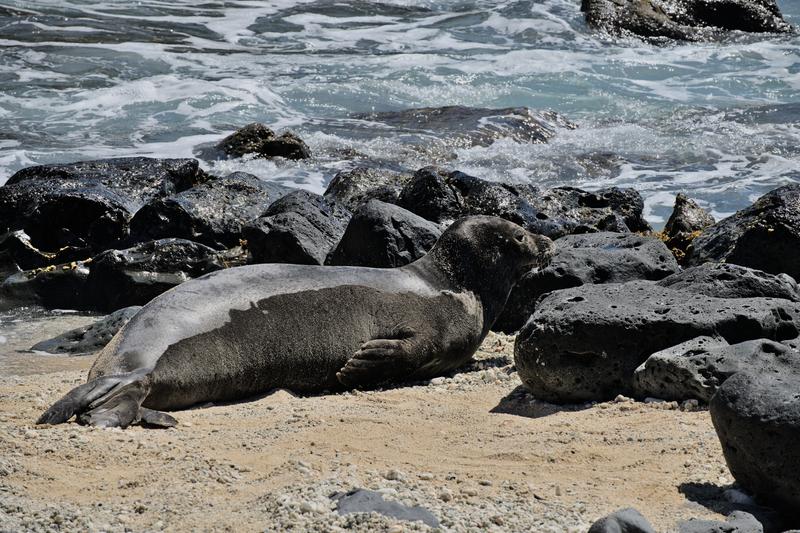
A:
77 378 151 428
139 408 178 428
337 337 419 389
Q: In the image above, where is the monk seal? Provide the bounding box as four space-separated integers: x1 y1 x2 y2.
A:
38 216 554 428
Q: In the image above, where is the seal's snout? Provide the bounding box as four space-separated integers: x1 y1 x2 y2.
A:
523 233 555 268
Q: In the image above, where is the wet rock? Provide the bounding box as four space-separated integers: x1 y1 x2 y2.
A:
87 239 227 312
514 281 800 402
215 123 310 160
588 507 655 533
679 511 764 533
662 193 715 263
354 106 575 147
0 230 90 275
243 190 351 265
30 306 141 354
323 167 411 210
130 172 291 250
633 336 797 402
687 184 800 280
333 489 439 528
495 232 678 333
711 371 800 522
1 260 90 309
658 263 800 301
0 157 204 253
326 200 441 268
582 0 792 42
396 167 649 236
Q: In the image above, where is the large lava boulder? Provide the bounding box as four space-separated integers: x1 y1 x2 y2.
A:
0 230 89 274
130 172 291 249
633 336 797 402
711 368 800 520
243 190 351 265
514 281 800 402
326 200 441 268
657 263 800 301
687 184 800 280
86 238 227 312
495 232 679 333
323 167 411 211
582 0 792 42
662 193 715 263
215 123 310 160
0 157 205 253
396 167 650 237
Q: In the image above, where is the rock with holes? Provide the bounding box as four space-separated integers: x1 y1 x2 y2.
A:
0 157 205 253
514 281 800 402
243 190 351 265
395 167 650 237
711 369 800 520
130 172 291 249
679 511 764 533
662 193 715 263
633 336 798 402
323 167 411 210
588 507 656 533
658 263 800 301
495 232 679 332
326 200 441 268
687 184 800 280
582 0 792 42
215 123 310 160
30 306 141 354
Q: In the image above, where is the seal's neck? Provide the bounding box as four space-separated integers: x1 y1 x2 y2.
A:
407 248 521 333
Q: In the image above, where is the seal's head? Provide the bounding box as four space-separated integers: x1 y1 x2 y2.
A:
421 215 555 295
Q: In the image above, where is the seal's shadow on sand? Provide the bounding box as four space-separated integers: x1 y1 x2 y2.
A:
490 386 591 419
678 482 786 532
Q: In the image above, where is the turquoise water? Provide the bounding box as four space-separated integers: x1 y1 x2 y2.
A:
1 0 799 226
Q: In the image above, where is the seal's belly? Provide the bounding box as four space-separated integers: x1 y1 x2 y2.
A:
144 286 425 409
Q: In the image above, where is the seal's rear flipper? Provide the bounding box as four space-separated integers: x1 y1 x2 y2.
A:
36 377 121 425
139 408 178 428
77 378 151 429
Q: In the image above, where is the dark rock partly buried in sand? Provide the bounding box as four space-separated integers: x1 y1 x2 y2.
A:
30 306 141 354
711 369 800 521
662 193 715 263
243 190 351 265
130 172 291 250
581 0 792 42
333 489 439 528
633 336 797 402
326 200 441 268
657 263 800 301
687 184 800 280
679 511 765 533
0 157 205 253
514 281 800 402
396 167 650 237
588 507 656 533
215 123 311 160
323 167 411 211
87 238 228 312
354 106 576 147
495 232 679 333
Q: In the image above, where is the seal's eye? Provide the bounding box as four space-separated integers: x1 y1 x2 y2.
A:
514 233 525 243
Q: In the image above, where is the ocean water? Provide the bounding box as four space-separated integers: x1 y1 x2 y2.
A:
0 0 799 227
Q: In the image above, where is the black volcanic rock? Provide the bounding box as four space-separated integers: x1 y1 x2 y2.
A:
514 281 800 402
0 157 204 252
30 306 141 355
588 508 656 533
326 200 441 268
323 167 411 211
130 172 291 249
495 232 678 333
687 184 800 280
658 263 800 301
216 123 310 160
